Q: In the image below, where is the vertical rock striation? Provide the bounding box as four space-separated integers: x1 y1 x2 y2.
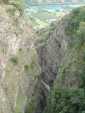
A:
0 4 41 113
35 17 69 113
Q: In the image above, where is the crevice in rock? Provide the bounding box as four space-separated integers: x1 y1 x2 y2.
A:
34 19 68 113
34 42 60 113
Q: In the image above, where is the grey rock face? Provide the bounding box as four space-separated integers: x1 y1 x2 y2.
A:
35 19 69 113
0 5 41 113
37 20 68 87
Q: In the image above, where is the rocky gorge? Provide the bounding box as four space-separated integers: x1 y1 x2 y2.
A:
0 1 85 113
29 6 85 113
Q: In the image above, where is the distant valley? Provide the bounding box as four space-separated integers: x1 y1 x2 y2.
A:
27 0 85 5
25 2 85 30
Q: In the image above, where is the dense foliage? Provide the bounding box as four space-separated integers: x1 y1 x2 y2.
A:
1 0 24 14
45 88 85 113
65 6 85 35
44 6 85 113
65 6 85 47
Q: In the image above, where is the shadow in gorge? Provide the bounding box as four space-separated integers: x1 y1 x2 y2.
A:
34 44 58 113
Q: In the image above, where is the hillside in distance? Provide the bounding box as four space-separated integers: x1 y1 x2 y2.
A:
25 0 85 30
28 0 85 4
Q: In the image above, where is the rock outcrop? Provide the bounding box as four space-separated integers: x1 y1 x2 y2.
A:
35 16 68 113
0 4 41 113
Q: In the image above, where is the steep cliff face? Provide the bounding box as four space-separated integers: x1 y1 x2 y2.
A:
35 17 68 113
35 6 85 113
43 6 85 113
37 19 68 85
0 4 41 113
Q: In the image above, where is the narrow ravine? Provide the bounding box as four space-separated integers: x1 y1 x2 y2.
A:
34 20 68 113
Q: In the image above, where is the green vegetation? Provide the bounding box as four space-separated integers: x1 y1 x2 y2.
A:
24 64 29 72
5 46 40 113
2 0 25 16
6 47 40 113
19 48 22 52
65 7 85 35
9 0 25 14
1 0 9 4
1 0 24 8
15 95 26 113
45 88 85 113
44 6 85 113
65 6 85 47
27 8 64 30
10 56 18 65
25 97 38 113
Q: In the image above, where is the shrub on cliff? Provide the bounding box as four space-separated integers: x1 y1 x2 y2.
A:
9 0 25 13
2 0 24 15
65 6 85 35
10 56 18 65
45 88 85 113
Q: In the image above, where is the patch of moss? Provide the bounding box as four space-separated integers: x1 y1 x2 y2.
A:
10 56 18 65
15 95 26 113
25 98 37 113
24 64 29 72
19 48 22 52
